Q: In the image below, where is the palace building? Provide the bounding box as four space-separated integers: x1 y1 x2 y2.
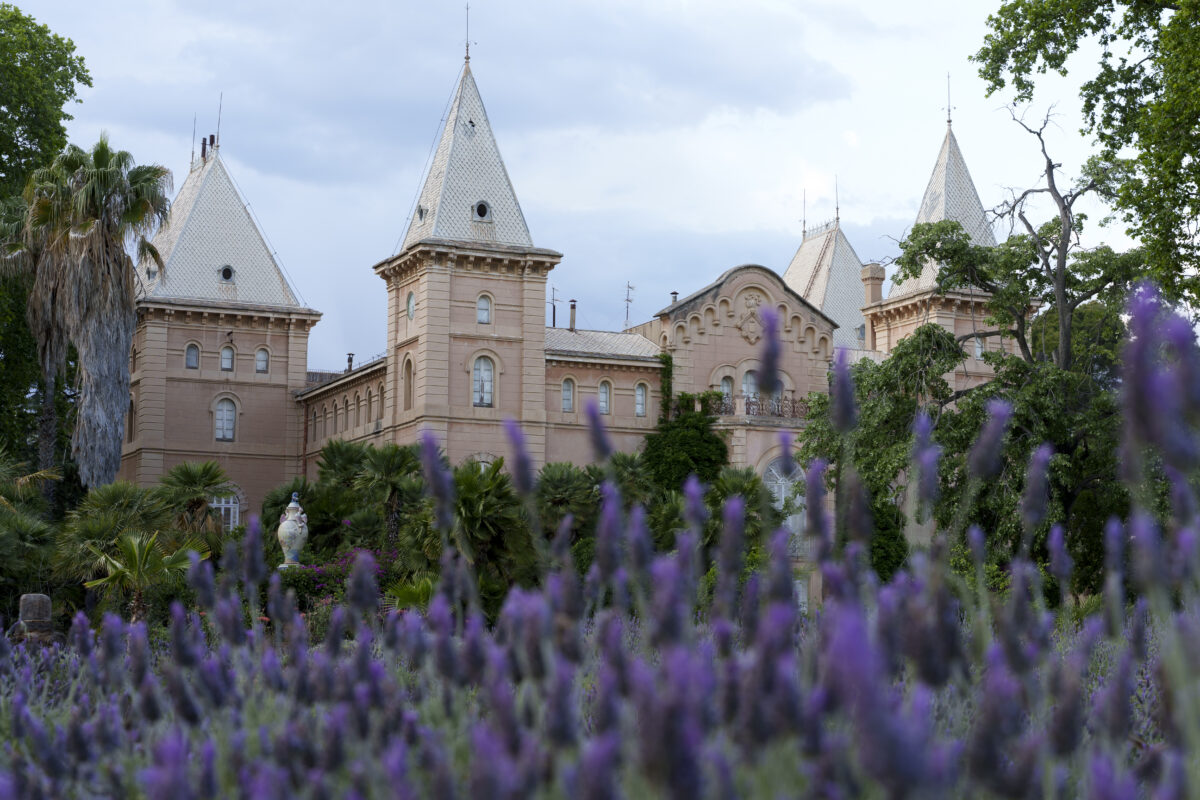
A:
119 58 1006 560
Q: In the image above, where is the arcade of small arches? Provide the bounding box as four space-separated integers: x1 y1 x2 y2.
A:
309 383 387 441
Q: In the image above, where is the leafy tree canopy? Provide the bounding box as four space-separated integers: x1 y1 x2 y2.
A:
0 4 91 198
973 0 1200 295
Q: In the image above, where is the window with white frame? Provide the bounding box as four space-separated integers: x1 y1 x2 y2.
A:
477 295 492 324
185 344 200 369
255 348 269 373
215 398 236 441
721 376 734 397
562 378 575 413
473 356 494 407
742 369 758 399
211 495 240 531
220 346 234 372
764 456 804 534
974 336 985 359
598 381 612 415
635 383 647 417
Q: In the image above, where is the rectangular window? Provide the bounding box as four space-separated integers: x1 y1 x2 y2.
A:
562 380 574 413
599 382 611 415
974 336 984 359
220 347 234 371
635 384 647 417
211 496 240 531
215 399 236 441
255 349 269 373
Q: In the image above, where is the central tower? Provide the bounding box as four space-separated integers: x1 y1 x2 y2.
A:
373 60 562 463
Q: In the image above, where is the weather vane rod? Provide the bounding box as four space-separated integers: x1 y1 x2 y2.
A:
946 72 954 126
465 1 470 62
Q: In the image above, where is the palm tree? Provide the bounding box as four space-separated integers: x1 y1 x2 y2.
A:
84 531 202 622
316 439 368 490
353 444 422 547
22 135 171 487
158 461 235 549
55 481 173 582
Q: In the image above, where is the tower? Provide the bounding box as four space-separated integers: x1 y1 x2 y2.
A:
120 139 320 524
861 121 1004 388
371 61 562 464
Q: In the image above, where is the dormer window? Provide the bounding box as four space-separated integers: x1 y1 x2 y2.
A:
473 201 492 221
416 205 426 222
219 265 234 282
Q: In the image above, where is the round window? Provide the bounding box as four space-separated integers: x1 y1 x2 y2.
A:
474 201 489 219
406 292 415 320
220 265 234 281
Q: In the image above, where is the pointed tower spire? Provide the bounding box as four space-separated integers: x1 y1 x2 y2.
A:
889 125 995 299
401 63 533 252
142 149 305 308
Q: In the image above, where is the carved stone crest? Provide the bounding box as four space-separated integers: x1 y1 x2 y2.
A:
736 293 764 344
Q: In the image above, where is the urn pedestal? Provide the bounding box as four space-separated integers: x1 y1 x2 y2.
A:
276 492 309 569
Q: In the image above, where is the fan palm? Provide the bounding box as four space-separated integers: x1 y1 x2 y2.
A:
22 135 171 487
84 531 203 622
56 481 173 582
353 443 422 547
158 460 235 547
316 439 368 490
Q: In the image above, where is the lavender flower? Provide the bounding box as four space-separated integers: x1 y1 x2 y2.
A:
419 430 456 533
346 551 380 615
682 475 708 534
759 307 782 396
912 410 941 511
968 399 1012 480
243 515 268 591
779 430 795 479
503 417 534 497
187 552 216 610
805 459 830 554
1048 524 1073 589
1020 443 1052 534
585 397 613 461
831 347 856 434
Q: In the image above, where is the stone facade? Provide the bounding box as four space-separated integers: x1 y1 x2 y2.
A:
120 60 1004 588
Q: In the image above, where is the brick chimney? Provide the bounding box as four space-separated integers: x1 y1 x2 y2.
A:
861 263 886 306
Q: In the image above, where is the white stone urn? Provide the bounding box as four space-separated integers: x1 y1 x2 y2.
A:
276 492 309 568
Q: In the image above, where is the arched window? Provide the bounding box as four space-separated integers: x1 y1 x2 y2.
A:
635 383 647 417
974 335 985 359
332 403 339 434
721 376 734 397
320 405 328 438
310 409 317 441
220 346 234 372
130 348 137 373
185 344 200 369
742 369 758 399
127 399 136 443
354 393 362 427
378 383 385 420
255 348 269 373
476 295 492 324
403 360 413 411
366 389 373 422
764 457 804 535
598 381 612 415
211 494 240 531
561 378 575 413
342 398 350 430
473 356 494 407
215 398 236 441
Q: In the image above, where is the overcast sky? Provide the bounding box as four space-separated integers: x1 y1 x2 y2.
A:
24 0 1125 370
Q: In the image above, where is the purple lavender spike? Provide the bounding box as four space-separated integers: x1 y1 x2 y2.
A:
682 475 708 533
243 515 267 590
585 397 613 462
759 307 782 395
805 459 830 555
1020 443 1052 533
419 429 456 532
779 430 795 479
187 552 216 610
346 551 379 616
1088 752 1137 800
567 734 621 800
968 399 1012 480
503 417 534 497
1048 524 1073 588
967 525 986 566
594 482 623 583
831 347 857 433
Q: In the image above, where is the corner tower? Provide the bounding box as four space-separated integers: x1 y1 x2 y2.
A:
862 122 1007 388
373 60 562 464
121 141 321 523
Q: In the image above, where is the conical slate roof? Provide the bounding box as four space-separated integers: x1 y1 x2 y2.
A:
782 218 865 350
889 125 995 299
141 150 303 308
401 63 534 251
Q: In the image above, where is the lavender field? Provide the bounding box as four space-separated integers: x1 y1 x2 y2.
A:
0 284 1197 799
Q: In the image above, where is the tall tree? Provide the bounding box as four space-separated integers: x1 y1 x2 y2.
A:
23 136 170 487
0 4 91 198
974 0 1200 298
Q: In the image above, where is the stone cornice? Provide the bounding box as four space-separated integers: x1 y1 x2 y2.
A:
137 300 321 331
862 289 990 320
296 359 388 400
546 355 661 372
374 239 562 284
